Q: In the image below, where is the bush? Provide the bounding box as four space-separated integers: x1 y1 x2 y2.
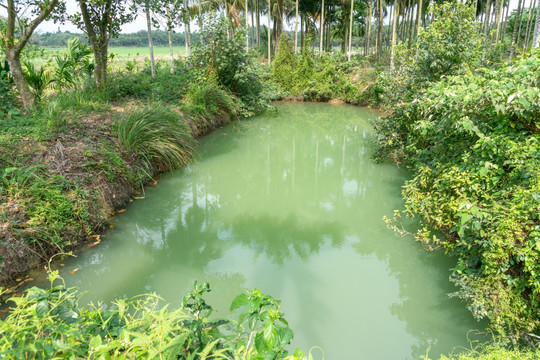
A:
374 1 484 107
0 274 309 359
189 15 267 113
182 83 240 136
273 33 296 92
375 50 540 340
116 105 195 173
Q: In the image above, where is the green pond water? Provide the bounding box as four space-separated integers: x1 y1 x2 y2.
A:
47 103 484 359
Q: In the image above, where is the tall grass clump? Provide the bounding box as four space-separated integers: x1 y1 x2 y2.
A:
116 105 195 173
182 83 239 136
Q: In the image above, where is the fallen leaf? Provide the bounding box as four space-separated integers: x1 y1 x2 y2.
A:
133 196 145 200
70 268 79 275
60 263 64 266
116 209 126 213
151 180 158 186
109 224 115 229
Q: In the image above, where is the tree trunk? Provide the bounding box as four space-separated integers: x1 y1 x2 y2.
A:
407 0 414 46
256 0 260 47
167 7 174 74
5 50 35 108
415 0 423 38
523 0 536 48
268 0 271 64
251 2 255 48
510 0 524 59
365 0 372 55
246 0 249 52
390 1 398 69
320 0 325 55
493 0 504 43
184 0 191 56
145 0 156 78
386 3 393 50
501 2 510 43
347 0 354 60
533 3 540 48
376 0 383 58
301 15 304 48
295 0 299 53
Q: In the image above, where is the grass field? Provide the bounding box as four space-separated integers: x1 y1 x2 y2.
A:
34 46 188 70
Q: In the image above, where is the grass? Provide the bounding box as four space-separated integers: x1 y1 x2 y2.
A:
116 105 196 173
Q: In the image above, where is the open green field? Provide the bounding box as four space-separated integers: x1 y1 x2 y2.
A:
33 46 188 69
42 46 187 58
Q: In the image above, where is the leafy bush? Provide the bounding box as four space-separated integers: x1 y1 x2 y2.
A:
374 1 483 107
375 50 540 341
0 273 309 359
182 83 240 136
0 59 17 116
273 33 296 92
116 105 195 173
292 45 314 93
189 15 267 113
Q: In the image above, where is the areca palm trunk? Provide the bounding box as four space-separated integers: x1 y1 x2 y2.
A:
415 0 422 38
295 0 299 53
167 7 174 74
184 0 191 56
493 0 504 43
256 0 260 47
348 0 354 60
533 3 540 48
523 0 536 48
376 0 383 58
246 0 249 52
510 0 524 59
268 0 271 63
320 0 325 55
390 0 398 69
365 0 372 55
145 0 156 78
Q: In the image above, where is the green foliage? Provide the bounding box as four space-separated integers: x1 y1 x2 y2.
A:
374 1 483 107
273 34 296 92
427 344 540 360
375 50 540 340
292 44 314 93
182 82 240 135
190 15 267 114
23 61 51 103
414 1 482 85
0 275 306 359
0 59 17 116
302 54 348 102
116 105 196 173
50 37 93 90
230 289 295 359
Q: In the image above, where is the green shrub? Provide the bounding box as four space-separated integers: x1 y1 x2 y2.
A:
273 33 296 92
182 83 240 135
292 45 314 94
376 50 540 340
190 15 267 113
374 1 483 107
0 274 309 359
116 105 195 173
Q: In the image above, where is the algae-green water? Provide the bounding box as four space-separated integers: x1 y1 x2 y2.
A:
53 103 483 359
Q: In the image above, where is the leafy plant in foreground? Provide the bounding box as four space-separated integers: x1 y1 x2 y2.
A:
0 267 307 359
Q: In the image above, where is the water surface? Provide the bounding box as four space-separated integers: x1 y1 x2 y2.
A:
51 103 482 359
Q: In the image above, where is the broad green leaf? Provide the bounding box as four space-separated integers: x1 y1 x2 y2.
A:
230 293 249 311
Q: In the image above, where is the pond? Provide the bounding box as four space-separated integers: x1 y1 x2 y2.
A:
45 103 483 359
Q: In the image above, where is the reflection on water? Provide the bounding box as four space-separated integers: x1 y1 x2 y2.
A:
39 103 484 359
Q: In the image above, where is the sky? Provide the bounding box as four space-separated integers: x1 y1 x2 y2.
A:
0 0 525 35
